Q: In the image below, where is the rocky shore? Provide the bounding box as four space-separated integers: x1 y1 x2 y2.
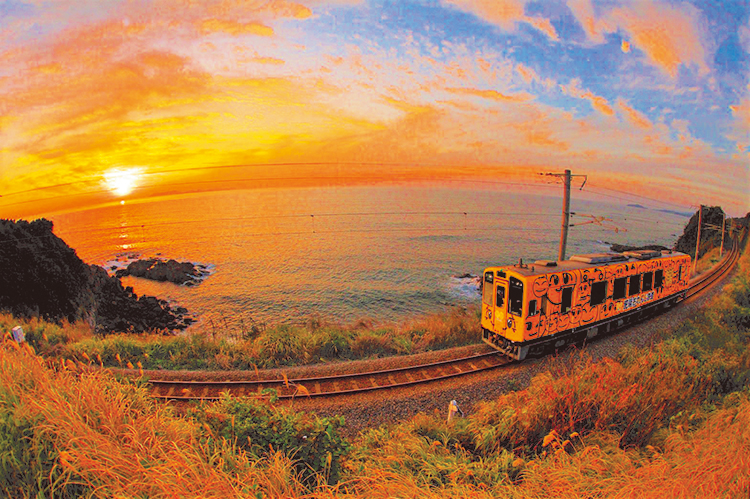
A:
0 219 192 334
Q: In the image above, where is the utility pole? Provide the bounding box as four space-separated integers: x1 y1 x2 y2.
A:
720 214 726 257
559 170 572 262
541 170 586 262
692 205 702 276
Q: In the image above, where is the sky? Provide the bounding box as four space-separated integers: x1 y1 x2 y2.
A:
0 0 748 217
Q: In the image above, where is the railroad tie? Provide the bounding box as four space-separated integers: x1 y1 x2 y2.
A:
405 371 416 383
314 382 322 394
468 362 479 371
369 376 379 388
350 379 360 390
332 381 341 393
388 374 397 386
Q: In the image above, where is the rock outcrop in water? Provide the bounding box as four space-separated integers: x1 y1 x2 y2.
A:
115 258 210 286
0 218 191 334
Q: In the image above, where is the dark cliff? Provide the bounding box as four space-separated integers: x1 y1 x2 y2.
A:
0 219 190 334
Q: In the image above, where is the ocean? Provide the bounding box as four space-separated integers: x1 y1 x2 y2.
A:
48 182 689 331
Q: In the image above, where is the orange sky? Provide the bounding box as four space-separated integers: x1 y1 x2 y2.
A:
1 0 748 218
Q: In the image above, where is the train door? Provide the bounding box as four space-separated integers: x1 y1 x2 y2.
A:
494 278 509 332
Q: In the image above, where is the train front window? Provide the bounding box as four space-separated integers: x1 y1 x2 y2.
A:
613 277 627 300
496 286 505 309
483 272 494 305
629 274 641 296
643 272 653 292
508 277 524 316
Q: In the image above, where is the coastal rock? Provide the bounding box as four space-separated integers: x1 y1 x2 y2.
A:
115 258 210 285
0 218 191 335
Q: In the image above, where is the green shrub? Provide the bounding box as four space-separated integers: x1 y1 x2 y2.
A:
189 393 349 485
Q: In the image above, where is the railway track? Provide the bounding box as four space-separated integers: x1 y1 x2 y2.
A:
149 239 742 402
149 350 508 401
686 237 740 300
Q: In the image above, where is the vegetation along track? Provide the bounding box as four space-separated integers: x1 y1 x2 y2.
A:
148 239 741 402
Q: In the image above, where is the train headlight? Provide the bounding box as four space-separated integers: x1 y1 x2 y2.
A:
507 318 513 329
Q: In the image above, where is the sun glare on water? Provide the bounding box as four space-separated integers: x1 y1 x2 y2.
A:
104 167 142 197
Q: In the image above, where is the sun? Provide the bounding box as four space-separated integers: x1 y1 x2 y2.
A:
104 167 142 197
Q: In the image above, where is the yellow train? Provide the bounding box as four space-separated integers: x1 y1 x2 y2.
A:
481 250 691 360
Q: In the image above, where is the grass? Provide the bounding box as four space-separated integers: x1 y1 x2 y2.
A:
0 230 748 497
0 338 347 498
1 304 481 371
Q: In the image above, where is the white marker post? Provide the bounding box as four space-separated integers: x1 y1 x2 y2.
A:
11 326 25 343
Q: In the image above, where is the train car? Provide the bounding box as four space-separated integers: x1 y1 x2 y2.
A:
481 249 691 360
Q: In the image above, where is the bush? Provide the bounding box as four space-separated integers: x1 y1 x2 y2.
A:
189 393 349 485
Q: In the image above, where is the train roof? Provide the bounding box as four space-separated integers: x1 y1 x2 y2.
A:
488 250 690 277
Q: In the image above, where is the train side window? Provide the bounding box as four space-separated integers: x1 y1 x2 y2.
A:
654 269 664 288
590 281 607 306
528 299 537 316
540 295 548 315
629 274 641 296
643 272 653 292
678 266 683 282
613 277 627 300
561 287 573 314
496 286 505 308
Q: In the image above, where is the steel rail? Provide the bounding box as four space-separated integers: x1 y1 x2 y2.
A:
150 350 508 401
686 237 740 299
148 238 741 402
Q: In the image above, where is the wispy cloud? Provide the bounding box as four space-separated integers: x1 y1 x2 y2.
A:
443 0 559 40
566 0 709 78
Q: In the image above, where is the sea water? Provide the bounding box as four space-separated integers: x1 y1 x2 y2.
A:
48 182 689 330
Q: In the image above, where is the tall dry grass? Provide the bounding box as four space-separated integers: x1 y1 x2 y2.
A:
0 341 309 498
47 305 481 371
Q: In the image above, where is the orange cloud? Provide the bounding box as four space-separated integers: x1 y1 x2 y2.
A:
563 80 614 116
251 57 285 65
515 63 536 83
524 17 559 41
567 0 708 78
33 62 62 74
526 129 569 151
443 0 558 40
200 19 274 36
614 2 708 77
728 97 750 152
617 99 652 129
445 87 533 102
729 99 750 130
566 0 611 44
